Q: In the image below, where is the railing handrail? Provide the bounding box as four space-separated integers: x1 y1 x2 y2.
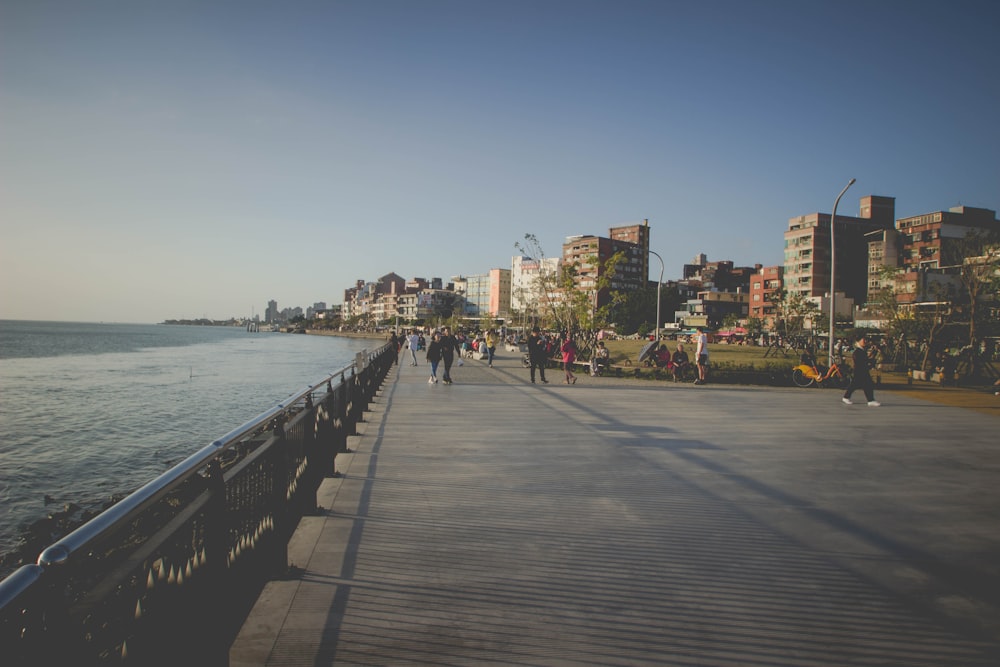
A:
0 343 395 664
37 360 358 567
0 357 364 610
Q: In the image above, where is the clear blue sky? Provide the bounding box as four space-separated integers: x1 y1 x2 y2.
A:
2 0 997 323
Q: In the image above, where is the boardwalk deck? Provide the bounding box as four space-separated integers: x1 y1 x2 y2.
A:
230 352 1000 666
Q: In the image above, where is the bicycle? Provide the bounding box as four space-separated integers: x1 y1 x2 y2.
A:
791 359 852 388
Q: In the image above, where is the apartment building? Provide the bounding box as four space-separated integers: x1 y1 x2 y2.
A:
749 265 784 326
562 221 651 312
862 205 998 313
895 205 999 270
511 255 560 314
784 195 895 306
488 268 512 318
684 254 757 292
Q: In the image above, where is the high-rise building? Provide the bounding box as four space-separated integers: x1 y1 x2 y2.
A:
488 268 512 318
784 195 895 306
894 205 998 271
464 273 491 316
562 220 651 313
511 255 561 316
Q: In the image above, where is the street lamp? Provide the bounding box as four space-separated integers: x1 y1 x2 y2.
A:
649 249 664 342
829 177 856 368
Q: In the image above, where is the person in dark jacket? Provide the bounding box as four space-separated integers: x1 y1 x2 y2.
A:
842 334 880 407
425 331 443 384
527 327 549 384
439 326 463 385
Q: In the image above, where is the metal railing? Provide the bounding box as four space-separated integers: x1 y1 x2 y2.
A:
0 343 396 666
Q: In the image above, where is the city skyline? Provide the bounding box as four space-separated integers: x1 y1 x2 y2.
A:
2 1 998 323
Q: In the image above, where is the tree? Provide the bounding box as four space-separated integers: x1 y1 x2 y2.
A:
952 229 1000 374
514 234 562 329
771 289 820 341
513 233 624 335
744 317 764 335
605 283 681 336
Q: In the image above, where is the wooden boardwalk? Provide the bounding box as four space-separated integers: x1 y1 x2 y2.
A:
230 351 1000 666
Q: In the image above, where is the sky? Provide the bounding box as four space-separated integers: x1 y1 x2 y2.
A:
2 0 998 324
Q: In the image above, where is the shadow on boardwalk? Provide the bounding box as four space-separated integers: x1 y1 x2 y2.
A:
231 352 1000 666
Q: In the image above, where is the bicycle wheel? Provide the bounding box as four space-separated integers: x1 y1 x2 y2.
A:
791 368 814 387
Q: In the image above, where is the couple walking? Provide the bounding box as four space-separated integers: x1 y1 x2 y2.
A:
425 327 462 385
527 327 578 385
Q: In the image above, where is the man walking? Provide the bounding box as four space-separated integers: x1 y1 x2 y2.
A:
527 326 549 384
842 333 880 407
439 326 462 384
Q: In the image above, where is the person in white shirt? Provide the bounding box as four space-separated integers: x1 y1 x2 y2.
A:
406 330 421 366
694 328 709 385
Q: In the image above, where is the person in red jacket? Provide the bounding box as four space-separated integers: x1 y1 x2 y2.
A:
561 332 578 384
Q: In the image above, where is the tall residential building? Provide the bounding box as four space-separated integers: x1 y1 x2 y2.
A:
463 273 491 316
749 265 784 326
783 195 895 306
609 220 651 288
862 205 998 311
488 268 512 318
562 220 651 312
511 255 561 315
865 228 902 299
895 205 999 270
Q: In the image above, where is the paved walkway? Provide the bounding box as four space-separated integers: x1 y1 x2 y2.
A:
231 351 1000 666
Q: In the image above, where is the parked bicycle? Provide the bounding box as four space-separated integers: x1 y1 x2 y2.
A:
791 356 852 388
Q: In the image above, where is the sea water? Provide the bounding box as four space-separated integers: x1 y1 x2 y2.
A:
0 320 382 562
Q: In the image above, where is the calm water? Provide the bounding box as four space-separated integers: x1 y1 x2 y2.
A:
0 321 383 561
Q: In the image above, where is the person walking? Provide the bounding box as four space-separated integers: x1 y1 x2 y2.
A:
561 332 578 384
694 327 709 385
425 331 443 383
389 331 400 361
527 326 549 384
439 326 462 384
843 333 880 406
406 329 421 366
485 329 498 368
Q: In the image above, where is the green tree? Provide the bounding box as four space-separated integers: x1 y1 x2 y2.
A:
721 313 740 330
514 234 624 336
952 228 1000 373
608 283 681 336
771 289 820 340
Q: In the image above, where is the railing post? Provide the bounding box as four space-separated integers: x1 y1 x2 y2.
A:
269 415 290 573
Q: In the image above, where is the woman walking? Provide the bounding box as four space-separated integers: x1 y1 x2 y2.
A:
425 331 443 383
561 332 578 384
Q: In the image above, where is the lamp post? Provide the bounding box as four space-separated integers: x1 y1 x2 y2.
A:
828 177 856 368
649 249 664 343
